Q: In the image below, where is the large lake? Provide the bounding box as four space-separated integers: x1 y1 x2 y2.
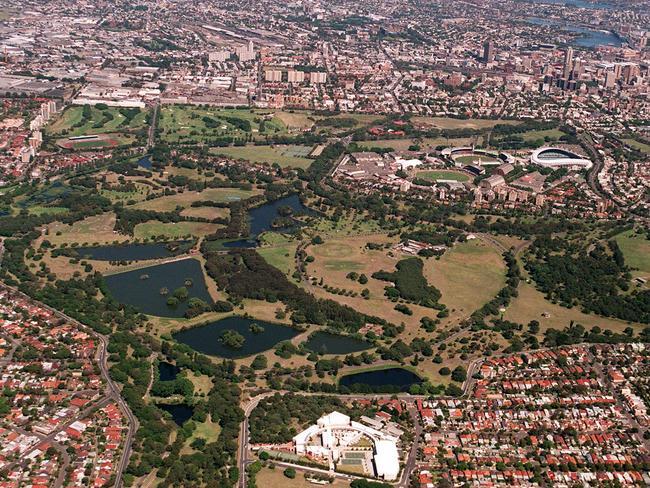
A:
527 17 623 48
224 194 315 248
75 241 191 261
172 316 300 358
104 258 212 317
339 367 423 393
303 332 372 355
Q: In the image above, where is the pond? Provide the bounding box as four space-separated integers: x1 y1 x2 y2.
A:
224 194 316 248
158 361 180 381
157 403 194 426
339 367 423 393
172 316 301 359
104 258 212 318
303 332 372 355
138 155 153 169
75 241 192 261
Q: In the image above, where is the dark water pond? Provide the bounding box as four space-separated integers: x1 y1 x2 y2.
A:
224 194 315 248
158 361 180 381
138 155 153 169
157 403 194 426
172 316 300 359
303 332 372 355
104 258 212 317
339 367 423 393
75 241 191 261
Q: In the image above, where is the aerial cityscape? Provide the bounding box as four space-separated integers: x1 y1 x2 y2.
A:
0 0 648 486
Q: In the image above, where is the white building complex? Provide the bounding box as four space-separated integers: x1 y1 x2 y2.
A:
531 147 593 170
293 411 400 481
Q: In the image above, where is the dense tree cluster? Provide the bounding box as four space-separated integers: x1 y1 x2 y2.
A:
372 257 444 309
526 237 649 323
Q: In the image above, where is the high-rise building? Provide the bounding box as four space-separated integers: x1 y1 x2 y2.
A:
264 69 283 82
483 41 495 63
309 71 327 84
287 70 305 83
563 47 574 79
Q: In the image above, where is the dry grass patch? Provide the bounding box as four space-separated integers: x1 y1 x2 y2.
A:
180 206 230 220
44 213 127 246
255 467 349 488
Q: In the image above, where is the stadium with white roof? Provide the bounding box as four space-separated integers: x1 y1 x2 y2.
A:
531 147 593 169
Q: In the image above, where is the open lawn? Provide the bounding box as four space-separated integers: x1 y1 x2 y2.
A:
180 206 230 220
615 229 650 274
132 187 259 212
520 128 564 142
255 467 349 488
503 279 645 334
27 205 68 216
413 117 521 130
424 240 506 320
180 416 221 455
258 233 299 277
133 221 221 239
623 138 650 154
44 212 128 246
47 105 148 137
304 234 446 338
158 105 287 144
416 170 469 182
272 111 317 130
211 144 313 169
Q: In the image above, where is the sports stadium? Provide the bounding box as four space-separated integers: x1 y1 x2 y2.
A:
531 147 593 169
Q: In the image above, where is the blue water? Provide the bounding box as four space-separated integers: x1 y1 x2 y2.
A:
104 258 212 317
303 332 372 355
138 155 152 169
75 241 191 261
225 194 315 248
173 316 300 359
527 17 623 47
524 0 615 9
339 367 423 393
157 403 194 425
158 362 180 381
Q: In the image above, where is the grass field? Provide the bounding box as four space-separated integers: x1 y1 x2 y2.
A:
257 233 299 277
180 206 230 220
504 279 645 334
133 221 221 239
453 154 499 165
45 212 128 246
615 230 650 274
158 105 287 143
424 240 506 320
255 467 349 488
413 117 521 130
47 105 148 137
416 170 469 182
623 138 650 154
180 415 221 455
520 128 564 142
132 187 259 212
27 205 68 216
211 144 313 169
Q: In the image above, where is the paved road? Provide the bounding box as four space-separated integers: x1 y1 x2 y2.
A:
0 283 138 488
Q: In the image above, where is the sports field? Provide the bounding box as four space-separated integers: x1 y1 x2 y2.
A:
416 170 470 182
211 144 313 169
453 154 499 165
48 105 148 137
158 105 288 143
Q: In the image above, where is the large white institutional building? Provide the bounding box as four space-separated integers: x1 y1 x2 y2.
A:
293 411 400 481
